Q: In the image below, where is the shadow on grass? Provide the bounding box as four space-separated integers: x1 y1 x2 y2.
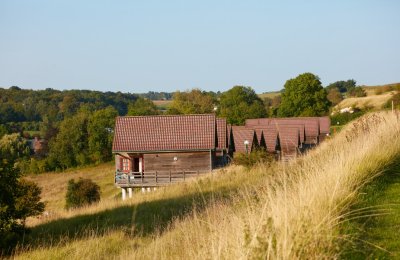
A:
341 158 400 259
21 184 233 250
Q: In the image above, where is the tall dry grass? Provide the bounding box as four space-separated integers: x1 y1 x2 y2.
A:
125 111 400 259
15 112 400 259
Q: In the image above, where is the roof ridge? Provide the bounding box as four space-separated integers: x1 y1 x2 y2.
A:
117 114 216 118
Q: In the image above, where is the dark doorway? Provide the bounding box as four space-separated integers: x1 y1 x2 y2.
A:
133 157 140 172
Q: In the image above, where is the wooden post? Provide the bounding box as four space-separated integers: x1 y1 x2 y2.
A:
155 171 157 183
169 170 172 183
128 188 133 198
393 100 395 114
183 170 185 181
141 172 143 183
121 188 126 201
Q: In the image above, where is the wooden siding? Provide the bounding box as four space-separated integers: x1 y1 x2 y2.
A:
143 151 212 172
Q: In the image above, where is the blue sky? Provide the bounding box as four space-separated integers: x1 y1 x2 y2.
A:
0 0 399 93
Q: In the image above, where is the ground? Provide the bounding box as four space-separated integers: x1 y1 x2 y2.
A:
343 159 400 258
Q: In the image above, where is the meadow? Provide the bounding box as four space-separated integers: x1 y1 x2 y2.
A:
15 111 400 259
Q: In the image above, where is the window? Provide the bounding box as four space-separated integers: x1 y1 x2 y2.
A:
122 158 130 171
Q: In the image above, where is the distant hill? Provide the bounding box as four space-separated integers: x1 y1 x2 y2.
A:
258 91 281 99
334 83 399 110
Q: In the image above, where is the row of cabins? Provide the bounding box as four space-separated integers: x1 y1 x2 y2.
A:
112 114 330 197
233 117 331 160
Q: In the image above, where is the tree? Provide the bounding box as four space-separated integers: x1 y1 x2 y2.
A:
167 89 216 114
127 97 158 116
278 73 331 117
327 88 343 105
88 106 118 163
326 79 356 93
0 134 44 253
47 112 91 169
218 86 266 125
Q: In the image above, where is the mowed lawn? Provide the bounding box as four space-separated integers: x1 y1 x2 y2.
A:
344 159 400 259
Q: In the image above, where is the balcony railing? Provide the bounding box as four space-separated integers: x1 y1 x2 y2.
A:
115 170 205 187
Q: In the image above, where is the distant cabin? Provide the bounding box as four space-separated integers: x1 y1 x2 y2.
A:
112 114 228 190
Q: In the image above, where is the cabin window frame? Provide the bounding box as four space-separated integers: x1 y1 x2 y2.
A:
122 158 130 172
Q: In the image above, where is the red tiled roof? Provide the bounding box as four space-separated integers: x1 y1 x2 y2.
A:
270 118 319 141
254 129 263 144
318 116 331 134
278 127 300 153
231 126 256 153
112 114 216 152
269 123 305 143
216 118 227 150
254 126 278 152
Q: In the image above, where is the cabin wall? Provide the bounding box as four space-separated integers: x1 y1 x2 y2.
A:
143 151 213 172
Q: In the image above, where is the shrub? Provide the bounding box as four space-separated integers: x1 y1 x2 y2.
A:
65 178 100 209
233 149 274 168
330 110 365 125
347 87 367 97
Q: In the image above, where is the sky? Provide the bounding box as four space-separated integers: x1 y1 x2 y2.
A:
0 0 399 93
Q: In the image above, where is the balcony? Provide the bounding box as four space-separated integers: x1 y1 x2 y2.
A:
115 170 206 187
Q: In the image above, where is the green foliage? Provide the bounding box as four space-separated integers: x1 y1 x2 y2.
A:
278 73 331 117
139 91 173 100
0 87 137 124
65 178 100 209
327 88 343 105
88 107 118 163
127 97 159 116
326 79 356 93
347 86 366 97
330 110 365 125
0 134 44 254
167 89 216 114
233 149 274 168
47 112 90 169
218 86 266 125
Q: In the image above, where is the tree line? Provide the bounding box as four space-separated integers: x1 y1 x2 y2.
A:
1 72 371 174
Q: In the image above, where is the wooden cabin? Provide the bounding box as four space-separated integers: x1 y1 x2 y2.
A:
244 116 330 160
112 114 227 191
216 118 229 166
231 126 258 154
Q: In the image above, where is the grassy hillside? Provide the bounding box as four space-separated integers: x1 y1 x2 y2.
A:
15 111 400 259
258 91 281 99
334 91 396 110
153 100 172 110
24 163 118 226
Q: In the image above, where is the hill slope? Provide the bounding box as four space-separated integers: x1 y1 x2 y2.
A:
16 111 400 259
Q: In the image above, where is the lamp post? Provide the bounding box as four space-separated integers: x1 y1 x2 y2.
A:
244 140 249 155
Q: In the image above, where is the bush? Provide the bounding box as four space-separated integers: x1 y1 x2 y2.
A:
347 87 367 97
233 149 274 168
65 178 100 209
330 110 365 125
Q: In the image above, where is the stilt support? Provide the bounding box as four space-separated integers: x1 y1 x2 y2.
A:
121 188 126 200
128 188 133 198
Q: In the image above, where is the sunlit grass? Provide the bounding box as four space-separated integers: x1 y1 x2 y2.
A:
15 111 400 259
